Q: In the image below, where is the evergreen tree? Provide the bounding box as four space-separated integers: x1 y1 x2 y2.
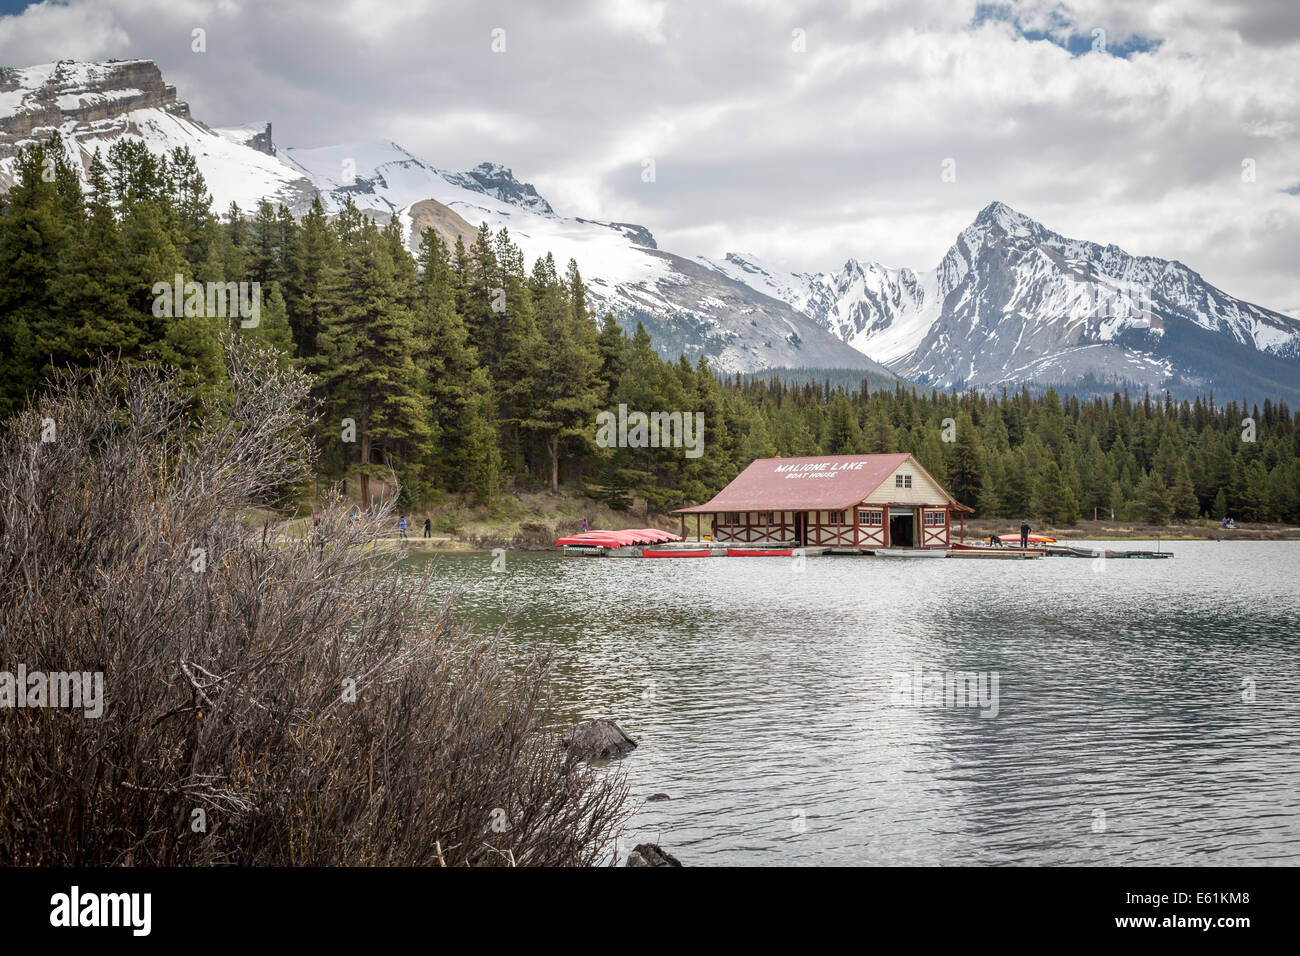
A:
1138 471 1174 524
527 258 602 492
414 228 492 493
283 196 340 359
313 218 431 506
1170 459 1200 521
1031 459 1069 523
0 139 76 414
945 411 983 508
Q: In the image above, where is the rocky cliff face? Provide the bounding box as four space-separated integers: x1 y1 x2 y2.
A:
244 122 275 156
0 59 188 156
0 59 315 211
440 161 553 215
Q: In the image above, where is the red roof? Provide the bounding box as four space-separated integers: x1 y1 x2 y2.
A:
674 453 955 513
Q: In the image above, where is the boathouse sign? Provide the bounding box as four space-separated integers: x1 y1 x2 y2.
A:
776 461 867 479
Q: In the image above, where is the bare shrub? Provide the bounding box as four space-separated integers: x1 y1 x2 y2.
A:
0 338 628 866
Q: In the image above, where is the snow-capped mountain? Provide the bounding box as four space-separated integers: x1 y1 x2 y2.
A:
274 138 886 374
708 202 1300 402
3 59 1294 398
0 59 316 211
0 58 884 376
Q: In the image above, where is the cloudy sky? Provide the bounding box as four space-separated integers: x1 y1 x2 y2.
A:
2 0 1297 313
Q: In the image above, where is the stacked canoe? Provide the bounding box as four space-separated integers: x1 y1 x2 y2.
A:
555 528 681 554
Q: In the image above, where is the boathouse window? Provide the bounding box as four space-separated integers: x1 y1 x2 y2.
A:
923 511 946 526
858 510 882 526
895 474 912 489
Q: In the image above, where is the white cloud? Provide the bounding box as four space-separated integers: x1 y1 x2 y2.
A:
599 0 668 45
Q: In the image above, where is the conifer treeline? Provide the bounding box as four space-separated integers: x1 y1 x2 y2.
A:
2 138 1297 524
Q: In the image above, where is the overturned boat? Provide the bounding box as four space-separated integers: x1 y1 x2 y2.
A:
556 528 681 555
1051 544 1173 559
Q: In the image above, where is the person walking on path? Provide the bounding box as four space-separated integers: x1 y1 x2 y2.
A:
423 514 432 538
399 515 407 539
581 517 589 533
1020 520 1031 549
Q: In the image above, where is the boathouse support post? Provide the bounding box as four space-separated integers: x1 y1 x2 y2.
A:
697 514 701 543
680 514 685 540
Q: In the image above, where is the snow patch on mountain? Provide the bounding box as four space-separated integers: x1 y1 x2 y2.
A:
713 200 1300 397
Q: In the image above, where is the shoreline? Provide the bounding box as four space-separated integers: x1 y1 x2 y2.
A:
959 519 1300 543
380 522 1300 554
264 495 1300 554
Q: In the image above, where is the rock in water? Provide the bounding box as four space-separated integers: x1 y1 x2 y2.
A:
626 843 682 867
561 718 637 762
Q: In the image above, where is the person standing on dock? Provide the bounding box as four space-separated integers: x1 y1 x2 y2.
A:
1020 520 1031 549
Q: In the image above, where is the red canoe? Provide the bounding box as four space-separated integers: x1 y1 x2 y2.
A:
642 549 712 558
630 528 681 543
555 528 683 547
726 548 794 557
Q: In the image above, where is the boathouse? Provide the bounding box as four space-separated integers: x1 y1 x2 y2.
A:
673 453 972 549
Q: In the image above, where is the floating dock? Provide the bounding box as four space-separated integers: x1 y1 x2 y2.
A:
557 531 1170 560
946 549 1043 559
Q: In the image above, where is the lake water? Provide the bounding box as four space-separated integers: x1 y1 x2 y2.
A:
400 541 1300 866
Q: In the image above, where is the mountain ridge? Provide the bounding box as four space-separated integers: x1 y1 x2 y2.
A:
1 58 1295 400
706 200 1300 402
0 57 888 377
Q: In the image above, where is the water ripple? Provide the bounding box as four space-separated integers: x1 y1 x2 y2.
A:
402 541 1300 865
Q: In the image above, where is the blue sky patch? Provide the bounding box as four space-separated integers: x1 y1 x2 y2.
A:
0 0 38 18
972 2 1162 58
